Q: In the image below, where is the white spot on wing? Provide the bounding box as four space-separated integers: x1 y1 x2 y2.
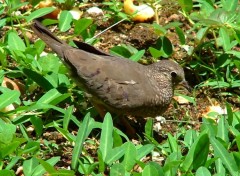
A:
123 80 137 84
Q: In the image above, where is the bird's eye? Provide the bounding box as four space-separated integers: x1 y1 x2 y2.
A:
171 71 177 78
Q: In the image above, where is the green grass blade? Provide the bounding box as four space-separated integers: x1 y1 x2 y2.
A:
100 112 113 161
210 137 239 175
71 113 91 169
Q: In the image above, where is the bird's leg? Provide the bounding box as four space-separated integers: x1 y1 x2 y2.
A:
91 102 137 138
118 116 137 138
91 102 107 118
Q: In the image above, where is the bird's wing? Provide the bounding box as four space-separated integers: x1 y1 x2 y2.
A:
73 40 111 56
63 48 151 108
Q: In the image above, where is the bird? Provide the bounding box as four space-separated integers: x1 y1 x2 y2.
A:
31 20 190 118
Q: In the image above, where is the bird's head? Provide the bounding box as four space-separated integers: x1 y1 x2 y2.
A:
155 60 191 92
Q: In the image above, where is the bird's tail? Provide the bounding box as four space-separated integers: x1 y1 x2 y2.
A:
31 20 69 58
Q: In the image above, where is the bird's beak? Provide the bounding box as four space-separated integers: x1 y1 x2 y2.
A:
180 80 192 92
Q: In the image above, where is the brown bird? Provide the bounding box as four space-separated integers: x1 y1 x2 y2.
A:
31 20 190 118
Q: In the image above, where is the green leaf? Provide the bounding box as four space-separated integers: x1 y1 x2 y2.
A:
97 150 105 173
233 30 240 45
38 54 61 74
196 166 211 176
149 47 164 58
33 157 60 176
198 0 215 16
0 18 7 28
174 93 196 106
164 22 183 29
226 103 233 125
56 169 75 175
201 118 217 137
201 81 230 89
219 27 231 51
110 46 132 58
162 36 173 56
233 151 240 170
129 50 145 62
100 113 113 161
0 119 16 144
155 37 163 50
136 144 154 161
105 146 125 165
0 170 15 176
233 57 240 74
54 123 75 142
77 156 91 175
215 158 226 175
23 157 39 176
216 54 231 68
8 1 28 12
34 39 46 55
175 26 186 45
0 48 7 67
71 113 91 169
74 18 93 35
146 162 164 175
59 10 73 32
58 73 70 86
182 132 209 171
110 163 125 176
5 156 21 170
209 9 232 24
25 7 55 22
63 105 74 130
178 0 193 13
44 73 58 88
37 88 62 104
8 31 26 51
221 0 238 11
210 137 239 175
0 90 20 110
216 116 229 143
196 27 209 42
230 126 240 137
19 124 30 141
149 36 172 58
12 103 64 123
48 92 71 106
145 118 153 137
38 158 57 174
21 141 40 154
163 154 181 175
122 142 137 171
30 116 43 138
0 141 20 159
227 50 240 59
142 164 159 176
113 129 123 147
152 23 167 35
167 133 180 153
121 44 139 55
184 129 197 147
23 68 54 90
